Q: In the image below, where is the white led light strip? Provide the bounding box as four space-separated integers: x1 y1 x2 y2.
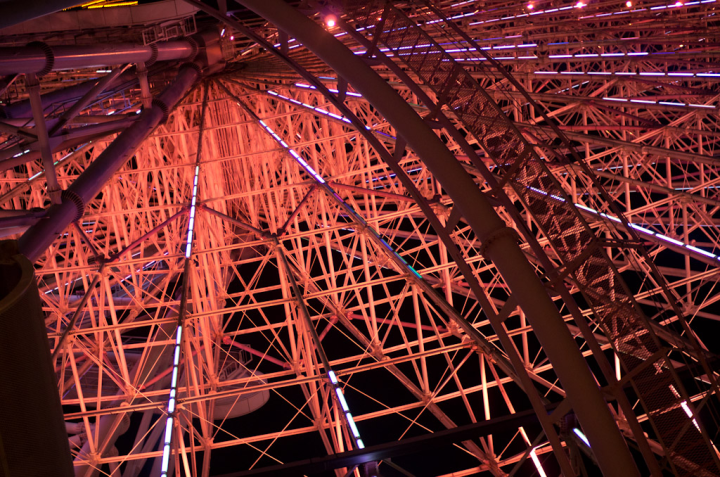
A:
528 187 720 261
466 0 714 25
185 165 201 258
668 385 720 455
532 70 720 81
270 0 716 63
601 96 715 110
518 428 548 476
328 370 365 449
159 325 183 476
159 128 203 477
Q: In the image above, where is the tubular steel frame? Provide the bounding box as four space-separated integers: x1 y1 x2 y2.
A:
0 0 718 476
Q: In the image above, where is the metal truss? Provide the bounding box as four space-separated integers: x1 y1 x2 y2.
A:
0 0 718 476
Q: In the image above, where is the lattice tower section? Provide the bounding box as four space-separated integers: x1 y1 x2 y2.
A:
0 0 717 475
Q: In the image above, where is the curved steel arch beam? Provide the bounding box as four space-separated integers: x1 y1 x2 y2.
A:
233 1 640 476
325 5 719 475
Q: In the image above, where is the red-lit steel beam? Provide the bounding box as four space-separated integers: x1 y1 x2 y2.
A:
0 41 197 76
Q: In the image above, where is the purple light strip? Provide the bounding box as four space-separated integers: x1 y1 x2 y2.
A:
529 187 720 260
266 90 396 141
573 428 591 446
532 70 720 81
349 41 713 72
159 325 183 476
160 104 205 476
263 86 719 283
185 165 200 259
295 82 363 97
268 0 715 57
602 97 716 109
257 119 326 184
265 88 717 262
466 0 713 25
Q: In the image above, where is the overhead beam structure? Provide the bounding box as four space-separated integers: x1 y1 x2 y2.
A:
0 1 717 476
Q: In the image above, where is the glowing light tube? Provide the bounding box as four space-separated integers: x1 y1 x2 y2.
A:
270 0 716 61
159 325 183 476
603 96 716 110
532 70 720 83
185 165 200 258
573 428 591 446
529 449 548 477
266 90 395 141
326 371 365 449
465 0 712 26
526 186 719 261
267 87 718 264
294 82 362 97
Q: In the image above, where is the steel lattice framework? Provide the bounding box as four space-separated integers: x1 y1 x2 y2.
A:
0 0 719 476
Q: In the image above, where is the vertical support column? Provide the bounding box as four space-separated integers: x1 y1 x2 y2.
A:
137 62 153 109
0 241 74 477
26 73 61 204
158 83 208 477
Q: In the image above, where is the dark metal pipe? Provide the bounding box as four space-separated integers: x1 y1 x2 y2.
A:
0 215 40 227
0 244 74 477
1 70 140 119
26 73 61 203
137 62 153 109
49 67 127 136
0 131 115 173
217 406 550 477
0 41 196 76
18 62 202 262
0 118 133 171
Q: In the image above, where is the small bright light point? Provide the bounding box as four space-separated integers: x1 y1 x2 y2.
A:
675 1 683 4
527 2 534 9
576 1 586 7
230 35 234 41
573 428 591 447
325 15 337 28
625 0 632 6
221 28 225 36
